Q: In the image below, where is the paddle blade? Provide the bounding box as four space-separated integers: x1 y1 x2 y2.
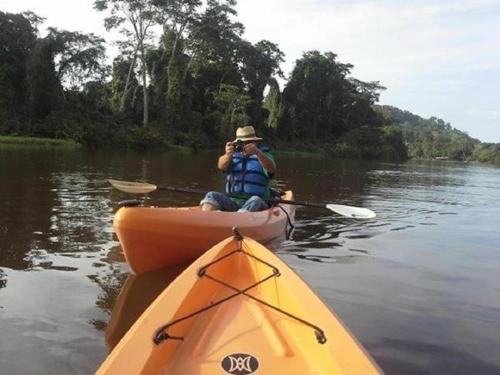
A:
108 179 158 194
326 204 376 219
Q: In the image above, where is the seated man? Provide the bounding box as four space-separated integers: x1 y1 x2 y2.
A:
200 125 276 212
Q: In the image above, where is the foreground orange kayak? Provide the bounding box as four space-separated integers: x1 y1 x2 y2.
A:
113 191 295 274
97 233 381 374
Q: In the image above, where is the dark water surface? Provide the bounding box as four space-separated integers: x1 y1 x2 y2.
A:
1 147 499 374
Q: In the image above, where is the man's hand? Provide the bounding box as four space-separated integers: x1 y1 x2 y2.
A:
225 142 235 156
243 142 258 156
244 142 276 173
219 142 234 171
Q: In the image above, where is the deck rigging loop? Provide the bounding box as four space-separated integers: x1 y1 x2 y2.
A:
275 204 295 240
153 237 326 346
268 194 295 240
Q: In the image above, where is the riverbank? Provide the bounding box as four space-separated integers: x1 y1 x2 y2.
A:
0 135 80 148
2 134 499 166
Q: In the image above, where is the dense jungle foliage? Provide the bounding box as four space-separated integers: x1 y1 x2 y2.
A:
375 106 477 161
0 2 498 163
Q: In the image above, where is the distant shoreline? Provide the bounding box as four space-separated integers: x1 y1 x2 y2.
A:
2 135 499 166
0 135 80 148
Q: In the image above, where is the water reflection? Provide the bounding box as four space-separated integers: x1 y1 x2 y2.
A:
104 263 188 350
0 149 117 272
89 246 130 332
370 338 500 375
277 157 375 205
1 149 500 374
0 149 58 269
0 269 6 289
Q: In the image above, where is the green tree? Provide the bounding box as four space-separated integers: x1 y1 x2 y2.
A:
110 56 136 113
94 0 157 126
154 0 201 70
263 78 280 129
26 37 63 121
0 11 39 131
279 51 382 142
374 105 480 160
163 31 193 135
27 28 107 123
187 0 246 138
213 83 251 141
240 40 284 130
47 28 107 87
152 0 201 135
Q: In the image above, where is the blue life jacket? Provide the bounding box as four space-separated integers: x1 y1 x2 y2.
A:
225 147 272 199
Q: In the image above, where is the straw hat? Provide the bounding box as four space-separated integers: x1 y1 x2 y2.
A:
233 126 263 142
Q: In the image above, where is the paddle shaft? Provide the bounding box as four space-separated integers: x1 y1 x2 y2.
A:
158 185 267 201
275 199 326 209
158 186 326 209
108 179 375 218
157 186 208 195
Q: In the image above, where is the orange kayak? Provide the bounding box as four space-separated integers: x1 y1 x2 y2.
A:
97 233 381 374
113 191 295 274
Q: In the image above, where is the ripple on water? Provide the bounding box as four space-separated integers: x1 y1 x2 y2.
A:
2 150 500 374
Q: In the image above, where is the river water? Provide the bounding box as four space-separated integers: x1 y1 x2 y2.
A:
0 147 499 374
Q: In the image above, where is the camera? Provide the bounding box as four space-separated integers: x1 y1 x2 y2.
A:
233 139 244 153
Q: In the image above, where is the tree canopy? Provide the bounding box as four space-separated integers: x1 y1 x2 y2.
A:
1 6 497 163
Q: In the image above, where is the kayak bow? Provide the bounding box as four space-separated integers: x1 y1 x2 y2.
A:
97 233 381 374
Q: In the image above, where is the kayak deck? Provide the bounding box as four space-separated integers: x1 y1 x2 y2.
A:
98 234 381 374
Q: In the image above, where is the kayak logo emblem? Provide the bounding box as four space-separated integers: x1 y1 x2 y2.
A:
221 353 259 375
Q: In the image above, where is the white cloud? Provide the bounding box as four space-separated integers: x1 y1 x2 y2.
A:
466 109 500 119
236 0 500 142
2 0 107 36
237 0 499 81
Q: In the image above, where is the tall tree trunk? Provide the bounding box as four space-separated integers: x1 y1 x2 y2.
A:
131 84 140 108
182 53 195 81
119 44 139 113
140 36 148 126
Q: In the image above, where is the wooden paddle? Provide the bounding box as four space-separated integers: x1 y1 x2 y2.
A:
108 179 376 219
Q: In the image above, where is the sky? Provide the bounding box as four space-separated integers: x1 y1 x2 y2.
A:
2 0 500 142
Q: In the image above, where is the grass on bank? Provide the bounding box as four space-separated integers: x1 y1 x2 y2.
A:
0 135 80 148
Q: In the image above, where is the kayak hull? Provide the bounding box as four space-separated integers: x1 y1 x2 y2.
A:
98 235 381 374
113 191 295 274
